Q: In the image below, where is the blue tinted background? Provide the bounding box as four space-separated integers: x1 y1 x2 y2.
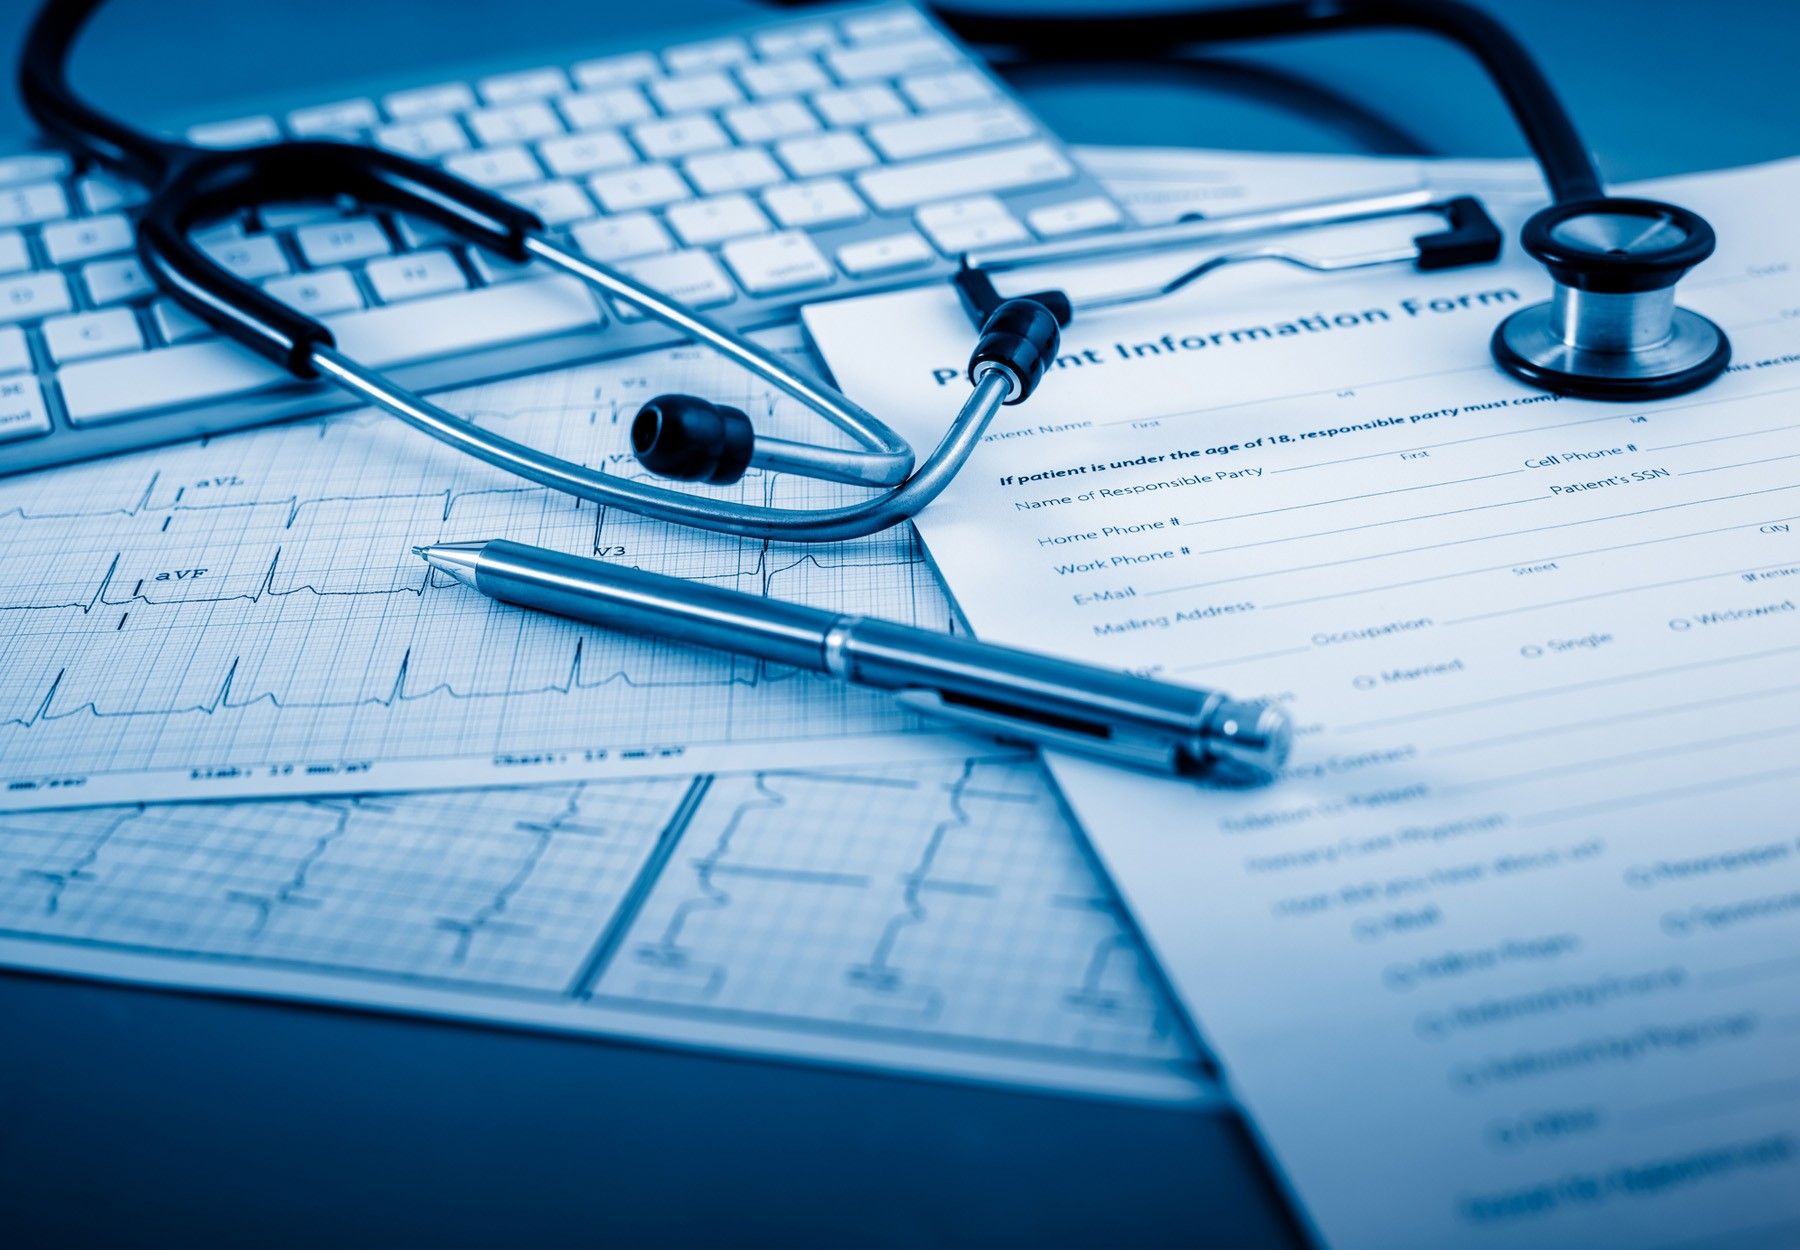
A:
0 0 1795 177
0 3 1795 1247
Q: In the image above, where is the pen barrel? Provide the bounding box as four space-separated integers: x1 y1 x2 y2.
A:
475 540 838 672
839 619 1228 771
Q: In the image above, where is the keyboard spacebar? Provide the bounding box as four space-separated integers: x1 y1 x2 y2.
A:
60 277 605 426
856 141 1075 212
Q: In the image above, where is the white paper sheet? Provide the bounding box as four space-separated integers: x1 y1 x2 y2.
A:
0 329 979 808
806 158 1800 1249
0 751 1204 1102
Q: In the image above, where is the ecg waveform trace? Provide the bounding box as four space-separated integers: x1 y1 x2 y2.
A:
0 336 964 807
0 754 1198 1096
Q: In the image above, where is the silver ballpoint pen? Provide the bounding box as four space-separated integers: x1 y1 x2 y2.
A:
415 540 1292 784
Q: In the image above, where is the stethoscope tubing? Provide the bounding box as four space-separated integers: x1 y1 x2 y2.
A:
21 0 1020 542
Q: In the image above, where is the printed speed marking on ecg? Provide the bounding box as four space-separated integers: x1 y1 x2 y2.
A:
0 338 971 809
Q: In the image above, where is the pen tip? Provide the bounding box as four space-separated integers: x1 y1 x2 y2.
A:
411 545 428 559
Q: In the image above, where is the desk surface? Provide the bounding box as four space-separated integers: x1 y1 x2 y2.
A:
1 2 1794 1246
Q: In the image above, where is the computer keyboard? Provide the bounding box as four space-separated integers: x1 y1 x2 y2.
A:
0 1 1125 476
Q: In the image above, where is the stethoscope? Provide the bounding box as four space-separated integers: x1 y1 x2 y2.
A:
22 0 1730 545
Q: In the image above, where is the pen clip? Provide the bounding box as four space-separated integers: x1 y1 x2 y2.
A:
892 688 1185 774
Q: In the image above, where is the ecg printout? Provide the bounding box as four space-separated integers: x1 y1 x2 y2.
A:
808 160 1800 1247
0 329 990 809
0 147 1488 812
0 147 1463 1109
0 751 1202 1101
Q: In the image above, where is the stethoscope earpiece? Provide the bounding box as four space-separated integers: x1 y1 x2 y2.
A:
1492 197 1731 400
631 395 756 486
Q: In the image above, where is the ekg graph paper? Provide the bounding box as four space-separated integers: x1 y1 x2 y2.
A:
0 334 968 808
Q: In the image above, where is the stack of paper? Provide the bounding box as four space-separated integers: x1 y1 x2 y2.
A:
807 153 1800 1248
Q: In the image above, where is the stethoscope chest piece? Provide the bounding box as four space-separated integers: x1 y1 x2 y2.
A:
1492 197 1730 401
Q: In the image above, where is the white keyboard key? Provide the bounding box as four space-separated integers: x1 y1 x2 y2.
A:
810 84 906 128
921 213 1028 254
560 87 654 131
294 218 392 267
393 215 454 251
836 232 933 277
0 375 51 442
0 231 26 275
383 81 476 120
365 249 468 303
665 37 751 74
0 325 30 372
59 337 288 426
59 280 604 426
570 212 673 263
42 308 143 364
775 132 876 178
261 206 346 232
192 218 248 247
537 130 636 177
328 277 605 369
468 102 564 147
588 163 691 213
826 39 956 83
468 251 534 285
763 178 866 229
667 194 771 247
753 23 835 59
632 116 731 161
857 141 1074 211
0 270 73 322
0 153 70 187
75 173 146 215
842 10 930 42
868 104 1033 161
684 148 786 195
740 59 830 99
288 98 379 137
506 180 595 226
443 145 543 189
900 69 993 111
81 257 151 306
611 250 735 320
572 52 660 88
151 298 214 344
723 99 819 145
200 234 290 281
478 67 569 104
721 231 834 296
649 73 742 115
264 267 364 317
1028 196 1124 238
916 195 1009 230
0 182 70 228
187 115 281 148
42 213 133 266
374 117 469 158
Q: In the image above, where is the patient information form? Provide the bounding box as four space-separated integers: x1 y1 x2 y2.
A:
807 159 1800 1250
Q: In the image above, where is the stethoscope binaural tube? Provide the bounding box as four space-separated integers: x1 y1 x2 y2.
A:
17 0 1071 542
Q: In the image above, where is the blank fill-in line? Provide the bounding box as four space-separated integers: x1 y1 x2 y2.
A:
1432 681 1800 757
1434 720 1800 799
1618 1074 1800 1133
1519 760 1800 829
1338 643 1800 733
1148 484 1800 601
1441 556 1800 626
